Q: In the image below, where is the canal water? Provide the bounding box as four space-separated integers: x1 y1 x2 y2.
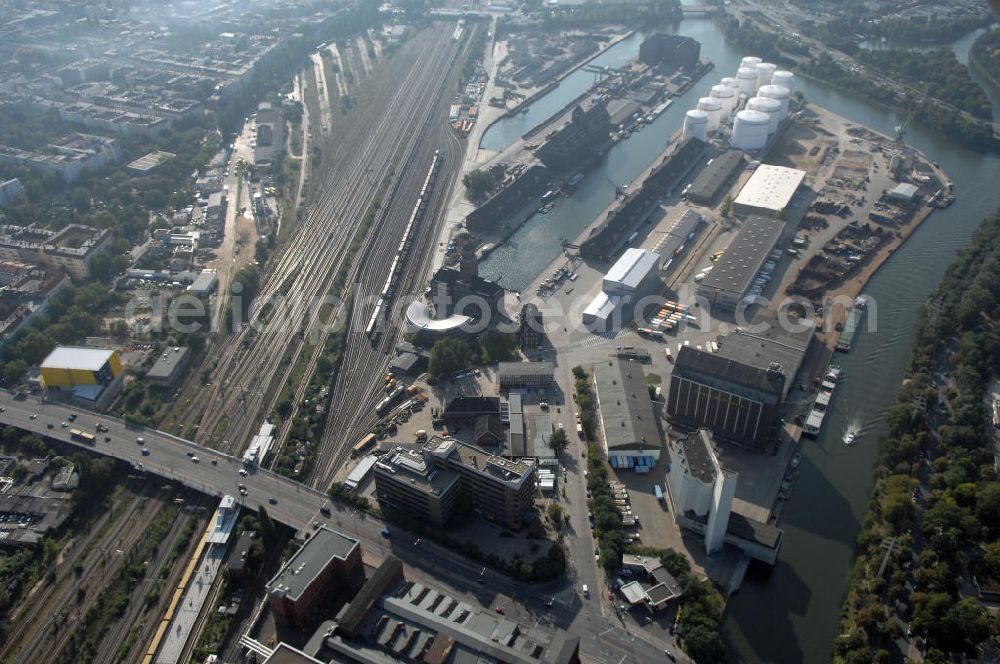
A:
477 15 1000 664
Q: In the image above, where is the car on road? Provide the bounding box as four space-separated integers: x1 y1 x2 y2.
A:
67 414 76 422
664 650 676 662
136 436 145 444
380 528 391 538
96 423 108 432
495 606 505 615
29 414 37 420
141 448 149 455
191 456 200 463
320 506 331 517
268 497 277 504
239 468 248 476
46 423 53 429
582 585 589 599
104 436 111 442
61 422 67 428
239 487 248 496
544 597 555 607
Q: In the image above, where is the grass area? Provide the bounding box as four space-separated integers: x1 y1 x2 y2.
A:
645 373 662 385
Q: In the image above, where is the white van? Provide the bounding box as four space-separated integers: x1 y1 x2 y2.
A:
582 584 590 598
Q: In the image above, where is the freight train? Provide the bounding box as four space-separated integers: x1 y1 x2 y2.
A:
366 150 441 340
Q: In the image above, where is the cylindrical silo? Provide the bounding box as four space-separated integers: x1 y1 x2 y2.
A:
683 109 709 143
758 83 791 117
720 76 740 93
747 96 782 134
736 67 759 96
710 84 736 117
756 62 777 89
771 70 795 94
696 97 722 132
731 109 769 150
741 56 762 69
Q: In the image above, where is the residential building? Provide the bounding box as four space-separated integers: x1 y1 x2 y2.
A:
594 359 662 471
0 178 25 207
266 527 364 631
0 133 121 183
43 224 113 280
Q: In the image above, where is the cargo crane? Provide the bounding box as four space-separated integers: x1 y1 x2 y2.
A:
894 111 913 143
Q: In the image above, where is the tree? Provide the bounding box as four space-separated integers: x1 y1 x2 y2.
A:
720 195 733 218
547 427 569 457
428 338 474 382
462 169 495 202
546 503 563 528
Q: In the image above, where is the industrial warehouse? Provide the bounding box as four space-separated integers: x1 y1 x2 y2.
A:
733 164 807 218
696 215 784 309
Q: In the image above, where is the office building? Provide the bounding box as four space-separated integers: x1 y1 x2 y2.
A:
594 359 662 471
374 437 536 530
266 527 364 630
373 447 462 527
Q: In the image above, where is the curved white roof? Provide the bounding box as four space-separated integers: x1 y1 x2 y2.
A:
405 300 470 333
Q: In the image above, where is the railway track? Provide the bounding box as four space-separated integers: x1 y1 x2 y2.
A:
308 28 476 489
8 492 167 664
170 25 461 456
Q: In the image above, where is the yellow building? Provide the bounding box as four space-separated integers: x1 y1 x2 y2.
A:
40 346 123 408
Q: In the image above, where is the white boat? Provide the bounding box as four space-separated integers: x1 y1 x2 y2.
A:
843 427 859 446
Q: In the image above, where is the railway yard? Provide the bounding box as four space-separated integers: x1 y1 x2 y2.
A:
164 22 474 487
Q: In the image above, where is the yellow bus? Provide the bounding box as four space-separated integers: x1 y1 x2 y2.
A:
70 429 96 444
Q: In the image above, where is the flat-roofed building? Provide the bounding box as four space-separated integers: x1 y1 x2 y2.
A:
266 527 364 630
686 150 745 205
40 345 123 409
323 562 580 664
374 437 535 530
146 345 190 388
373 447 461 527
43 224 113 280
594 359 662 471
733 164 805 218
696 216 782 309
497 361 554 389
603 248 661 295
126 150 175 174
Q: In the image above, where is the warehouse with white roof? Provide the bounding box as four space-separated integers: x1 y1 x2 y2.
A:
733 164 806 218
602 248 661 294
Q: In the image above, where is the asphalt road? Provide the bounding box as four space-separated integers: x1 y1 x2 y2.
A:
0 389 680 662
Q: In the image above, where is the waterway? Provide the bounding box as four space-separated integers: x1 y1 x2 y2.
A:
475 14 1000 664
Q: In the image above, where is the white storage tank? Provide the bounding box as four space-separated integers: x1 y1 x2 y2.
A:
741 56 762 69
683 109 709 143
771 70 795 94
736 67 759 96
746 96 782 134
709 84 736 117
756 62 777 89
696 97 723 132
720 76 740 93
758 83 791 116
732 109 770 150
